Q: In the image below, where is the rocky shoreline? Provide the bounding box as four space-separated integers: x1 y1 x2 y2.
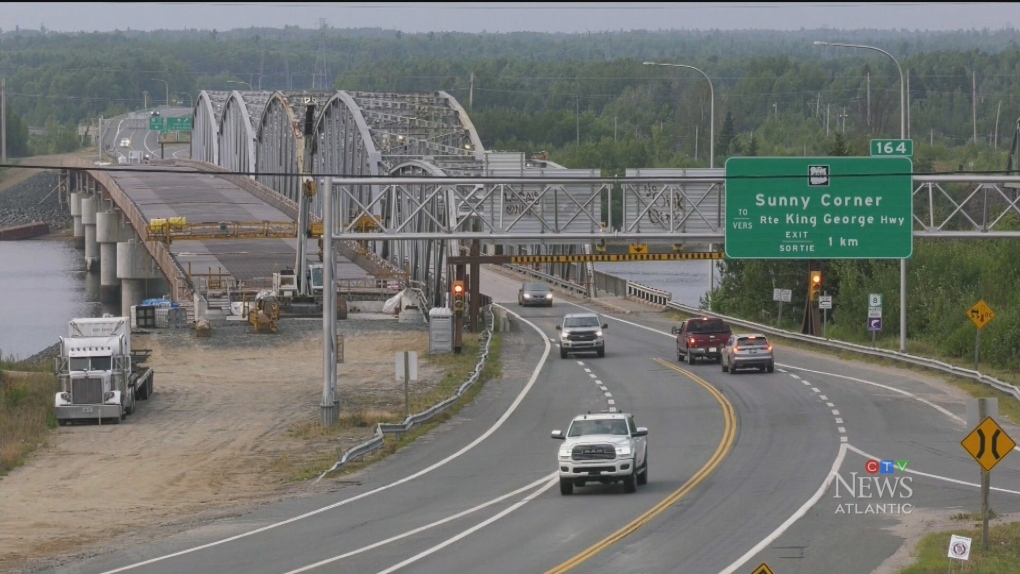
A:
0 171 69 232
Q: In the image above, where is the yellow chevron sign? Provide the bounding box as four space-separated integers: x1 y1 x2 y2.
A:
509 252 723 264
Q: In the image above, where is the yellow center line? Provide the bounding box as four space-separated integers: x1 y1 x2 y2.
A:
544 358 738 574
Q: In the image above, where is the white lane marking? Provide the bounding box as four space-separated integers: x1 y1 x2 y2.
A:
840 436 848 443
820 395 828 401
599 385 608 392
96 306 552 574
584 368 592 373
609 407 618 412
826 402 835 408
717 443 848 574
777 368 788 373
282 474 556 573
594 380 602 385
790 374 801 380
777 363 963 424
373 477 559 574
846 444 1020 496
605 392 613 398
589 373 598 378
811 388 820 393
576 361 585 366
835 418 843 424
838 427 846 434
832 409 840 416
608 399 616 405
801 381 811 386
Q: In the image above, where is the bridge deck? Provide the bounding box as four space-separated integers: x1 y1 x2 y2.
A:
106 166 372 284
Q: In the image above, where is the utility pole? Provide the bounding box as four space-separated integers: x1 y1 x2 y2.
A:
575 95 580 146
143 90 148 110
842 106 846 133
866 72 871 127
906 69 911 138
994 100 1002 148
816 92 820 117
973 70 979 145
1 77 6 164
469 72 474 110
826 103 830 136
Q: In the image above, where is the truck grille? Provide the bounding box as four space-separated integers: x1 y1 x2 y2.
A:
71 377 104 405
567 333 597 342
572 444 616 460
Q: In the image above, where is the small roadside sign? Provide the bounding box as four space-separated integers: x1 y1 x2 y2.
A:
948 534 972 560
868 318 882 332
967 300 995 330
869 293 882 307
629 243 648 254
781 289 791 303
751 564 775 574
868 307 882 319
819 296 832 310
773 288 781 302
961 416 1016 472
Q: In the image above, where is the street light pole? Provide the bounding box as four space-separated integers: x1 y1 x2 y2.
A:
644 61 717 309
643 61 715 169
153 79 169 108
814 40 908 353
179 92 193 109
227 80 255 91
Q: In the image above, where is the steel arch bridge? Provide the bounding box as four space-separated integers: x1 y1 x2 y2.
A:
191 89 590 305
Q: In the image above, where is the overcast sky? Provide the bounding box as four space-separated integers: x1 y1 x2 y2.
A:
1 2 1018 34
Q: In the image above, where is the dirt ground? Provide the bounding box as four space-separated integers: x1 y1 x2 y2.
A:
0 324 444 574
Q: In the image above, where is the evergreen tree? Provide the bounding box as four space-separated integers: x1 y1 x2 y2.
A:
717 110 736 159
827 132 850 156
746 134 759 156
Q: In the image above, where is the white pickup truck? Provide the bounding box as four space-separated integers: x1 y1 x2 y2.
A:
551 412 648 495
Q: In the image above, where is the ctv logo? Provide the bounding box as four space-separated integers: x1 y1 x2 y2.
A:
834 459 913 515
865 459 909 475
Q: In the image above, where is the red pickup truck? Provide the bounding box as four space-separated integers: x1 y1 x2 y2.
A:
671 318 732 364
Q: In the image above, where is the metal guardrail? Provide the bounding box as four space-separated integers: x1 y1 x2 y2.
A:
520 262 1019 401
661 299 1020 401
315 306 495 481
501 264 588 296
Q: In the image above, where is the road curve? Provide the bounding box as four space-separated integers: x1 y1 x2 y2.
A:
38 268 1020 574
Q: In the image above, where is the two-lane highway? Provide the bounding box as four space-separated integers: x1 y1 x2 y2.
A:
41 268 1020 574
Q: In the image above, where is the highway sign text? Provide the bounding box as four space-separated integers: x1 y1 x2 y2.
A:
724 157 913 259
871 139 913 157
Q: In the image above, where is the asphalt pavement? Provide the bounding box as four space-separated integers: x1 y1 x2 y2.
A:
38 268 1020 574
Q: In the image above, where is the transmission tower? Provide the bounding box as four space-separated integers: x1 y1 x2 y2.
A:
311 18 330 90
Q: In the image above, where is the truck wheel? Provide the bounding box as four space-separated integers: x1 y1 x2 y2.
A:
766 362 775 373
637 460 648 486
623 472 637 493
560 348 568 359
686 350 695 365
597 348 605 358
677 348 683 362
729 364 737 375
559 480 573 495
722 361 728 372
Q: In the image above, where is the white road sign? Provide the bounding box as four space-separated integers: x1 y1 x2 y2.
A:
819 296 832 310
948 534 971 560
773 288 781 302
869 293 883 307
868 307 883 319
781 289 792 303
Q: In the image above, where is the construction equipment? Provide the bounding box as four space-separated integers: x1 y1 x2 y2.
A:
244 290 280 334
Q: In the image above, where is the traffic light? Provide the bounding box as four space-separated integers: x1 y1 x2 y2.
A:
452 280 466 314
809 271 822 301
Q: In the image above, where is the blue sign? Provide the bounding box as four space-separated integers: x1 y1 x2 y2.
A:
868 318 883 332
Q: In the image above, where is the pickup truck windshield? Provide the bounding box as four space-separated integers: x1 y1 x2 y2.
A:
569 419 629 437
564 316 600 328
687 321 729 334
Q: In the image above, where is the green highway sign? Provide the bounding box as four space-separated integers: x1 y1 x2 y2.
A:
871 139 913 157
166 116 193 131
724 157 913 259
149 116 165 131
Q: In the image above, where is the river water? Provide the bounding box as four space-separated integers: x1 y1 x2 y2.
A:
0 239 712 361
0 238 114 361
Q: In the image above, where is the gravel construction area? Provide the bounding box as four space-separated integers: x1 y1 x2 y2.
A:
0 170 67 232
0 313 511 574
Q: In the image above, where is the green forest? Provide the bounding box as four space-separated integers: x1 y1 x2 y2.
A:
1 26 1018 373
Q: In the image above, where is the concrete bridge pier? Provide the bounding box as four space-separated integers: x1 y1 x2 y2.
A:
117 239 161 317
80 195 99 271
69 192 84 246
97 209 125 304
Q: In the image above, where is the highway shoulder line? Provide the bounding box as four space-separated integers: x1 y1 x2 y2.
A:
846 444 1020 495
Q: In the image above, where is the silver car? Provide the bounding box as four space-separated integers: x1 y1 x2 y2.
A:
721 334 775 374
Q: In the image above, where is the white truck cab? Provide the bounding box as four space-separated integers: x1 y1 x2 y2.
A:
551 412 648 494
